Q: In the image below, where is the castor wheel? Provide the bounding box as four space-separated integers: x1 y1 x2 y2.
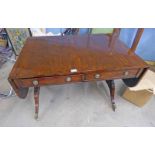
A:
34 113 38 120
112 103 116 112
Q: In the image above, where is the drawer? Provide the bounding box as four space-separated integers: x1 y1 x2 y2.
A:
82 69 139 81
18 74 83 87
18 69 139 87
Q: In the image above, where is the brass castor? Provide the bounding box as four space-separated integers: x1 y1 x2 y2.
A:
34 113 38 120
112 103 116 112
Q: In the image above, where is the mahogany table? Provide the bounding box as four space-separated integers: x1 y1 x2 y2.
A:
8 34 148 119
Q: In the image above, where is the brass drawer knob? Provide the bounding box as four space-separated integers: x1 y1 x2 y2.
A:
66 76 72 82
33 80 39 86
95 73 100 79
124 71 129 76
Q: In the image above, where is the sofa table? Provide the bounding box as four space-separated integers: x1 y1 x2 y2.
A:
8 33 148 119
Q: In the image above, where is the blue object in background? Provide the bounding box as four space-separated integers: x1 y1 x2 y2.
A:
119 28 137 48
46 28 155 61
136 28 155 61
79 28 89 34
120 28 155 61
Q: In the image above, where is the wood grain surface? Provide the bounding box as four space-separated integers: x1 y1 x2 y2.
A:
9 34 148 79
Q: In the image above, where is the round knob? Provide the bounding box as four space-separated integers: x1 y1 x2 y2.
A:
124 71 129 76
95 73 100 79
33 80 38 86
66 76 72 82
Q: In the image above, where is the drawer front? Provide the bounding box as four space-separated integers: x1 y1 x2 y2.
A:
84 69 139 81
18 69 139 87
19 74 83 87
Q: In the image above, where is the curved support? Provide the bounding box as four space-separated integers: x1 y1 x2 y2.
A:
106 80 116 111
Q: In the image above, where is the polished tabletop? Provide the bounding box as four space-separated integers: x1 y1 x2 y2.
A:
9 34 147 79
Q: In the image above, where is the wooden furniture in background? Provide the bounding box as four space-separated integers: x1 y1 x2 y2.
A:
8 28 148 119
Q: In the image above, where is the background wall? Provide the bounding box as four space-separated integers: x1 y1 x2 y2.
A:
46 28 155 61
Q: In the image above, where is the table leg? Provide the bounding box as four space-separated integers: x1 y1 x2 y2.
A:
106 80 116 111
34 86 40 119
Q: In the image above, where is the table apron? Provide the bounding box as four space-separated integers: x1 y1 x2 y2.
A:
15 68 142 88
